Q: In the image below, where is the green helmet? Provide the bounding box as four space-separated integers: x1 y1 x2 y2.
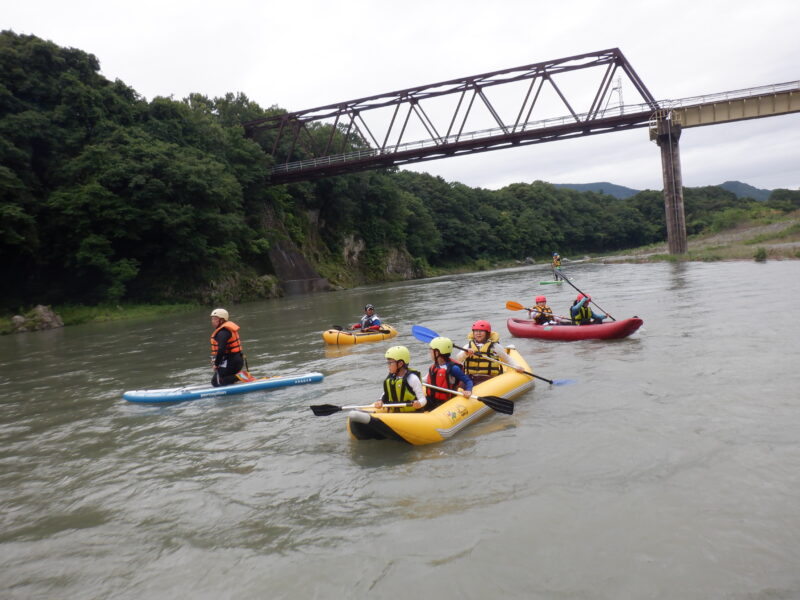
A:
385 346 410 365
429 336 453 355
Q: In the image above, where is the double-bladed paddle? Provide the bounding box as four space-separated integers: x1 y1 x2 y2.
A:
310 385 514 416
330 325 391 334
505 301 572 322
411 325 575 386
555 270 616 321
422 382 514 415
310 402 413 416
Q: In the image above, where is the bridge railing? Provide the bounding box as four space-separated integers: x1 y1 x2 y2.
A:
658 80 799 110
270 80 800 176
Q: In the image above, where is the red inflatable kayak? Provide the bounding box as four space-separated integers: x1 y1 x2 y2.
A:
507 317 643 341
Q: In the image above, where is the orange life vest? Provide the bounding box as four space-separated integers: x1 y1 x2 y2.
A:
426 359 464 402
210 321 243 357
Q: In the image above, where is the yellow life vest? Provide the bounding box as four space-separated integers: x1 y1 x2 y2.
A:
573 305 593 325
382 369 422 412
463 332 503 378
532 305 553 325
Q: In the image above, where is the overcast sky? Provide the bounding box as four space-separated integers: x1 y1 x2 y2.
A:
5 0 799 191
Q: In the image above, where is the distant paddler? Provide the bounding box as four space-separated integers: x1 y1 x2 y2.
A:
351 303 382 331
552 252 563 280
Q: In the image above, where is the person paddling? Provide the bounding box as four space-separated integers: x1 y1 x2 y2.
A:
425 337 473 410
351 303 382 331
528 295 556 325
570 294 606 325
374 346 427 412
552 252 563 280
455 320 523 384
210 308 244 387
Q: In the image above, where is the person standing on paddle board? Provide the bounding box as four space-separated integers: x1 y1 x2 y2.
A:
552 252 563 281
351 303 382 331
455 320 524 384
528 296 556 325
374 346 427 412
570 294 606 325
210 308 245 387
425 337 473 410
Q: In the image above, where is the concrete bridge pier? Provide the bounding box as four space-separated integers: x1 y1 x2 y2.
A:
652 112 688 254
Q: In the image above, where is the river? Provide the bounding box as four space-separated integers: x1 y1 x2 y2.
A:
2 260 799 599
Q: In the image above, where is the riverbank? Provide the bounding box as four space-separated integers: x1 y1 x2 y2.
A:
5 212 798 334
600 211 800 263
0 303 198 335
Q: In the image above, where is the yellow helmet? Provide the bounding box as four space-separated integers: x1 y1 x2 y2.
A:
210 308 229 320
429 336 453 354
384 346 410 365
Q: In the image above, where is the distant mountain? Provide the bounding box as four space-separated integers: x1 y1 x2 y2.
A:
553 180 773 201
717 181 772 202
553 182 640 199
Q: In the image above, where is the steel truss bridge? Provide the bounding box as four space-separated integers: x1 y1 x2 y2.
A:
243 48 799 185
243 48 799 254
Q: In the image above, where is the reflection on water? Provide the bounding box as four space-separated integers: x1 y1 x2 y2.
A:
2 261 800 598
668 260 689 290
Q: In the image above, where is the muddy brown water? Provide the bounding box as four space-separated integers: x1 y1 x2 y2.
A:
2 261 799 599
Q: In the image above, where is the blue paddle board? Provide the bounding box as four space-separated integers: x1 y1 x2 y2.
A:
123 372 324 403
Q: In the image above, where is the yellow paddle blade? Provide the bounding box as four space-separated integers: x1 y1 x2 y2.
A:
505 301 525 311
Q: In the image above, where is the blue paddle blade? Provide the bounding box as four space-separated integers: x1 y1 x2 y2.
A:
552 379 577 386
411 325 439 343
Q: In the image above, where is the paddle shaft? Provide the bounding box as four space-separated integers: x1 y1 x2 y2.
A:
506 301 571 321
558 272 616 321
421 383 513 415
310 402 414 416
345 402 412 410
452 341 557 385
422 382 472 398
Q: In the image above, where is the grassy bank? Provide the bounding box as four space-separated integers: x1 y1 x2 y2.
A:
1 303 198 335
600 211 800 263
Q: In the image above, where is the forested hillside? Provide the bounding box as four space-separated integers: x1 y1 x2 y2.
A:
2 31 799 312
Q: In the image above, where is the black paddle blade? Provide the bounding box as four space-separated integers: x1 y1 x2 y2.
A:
310 404 344 416
331 325 343 331
479 395 515 415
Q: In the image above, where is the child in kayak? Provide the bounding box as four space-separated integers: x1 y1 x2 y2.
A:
425 337 473 410
351 303 382 331
374 346 427 412
570 294 606 325
528 295 556 325
455 320 524 384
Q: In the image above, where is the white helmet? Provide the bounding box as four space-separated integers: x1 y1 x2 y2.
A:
210 308 229 320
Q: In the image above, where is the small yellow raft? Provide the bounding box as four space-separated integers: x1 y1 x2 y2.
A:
347 347 534 445
322 324 398 345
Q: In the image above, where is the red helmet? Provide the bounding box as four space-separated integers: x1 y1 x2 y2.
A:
535 295 546 303
472 320 491 332
576 294 591 302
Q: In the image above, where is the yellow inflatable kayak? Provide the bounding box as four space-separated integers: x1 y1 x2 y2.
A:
322 324 398 345
347 347 534 445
